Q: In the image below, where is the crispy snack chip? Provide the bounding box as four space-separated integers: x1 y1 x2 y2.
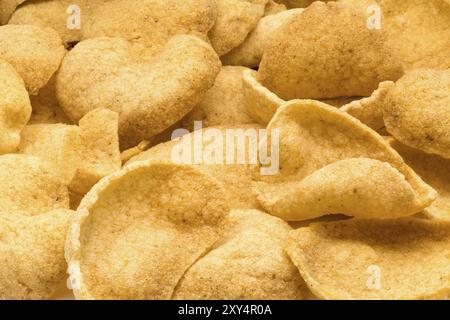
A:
341 81 394 131
209 0 268 56
0 59 31 154
0 0 26 24
382 69 450 159
342 0 450 70
8 0 102 45
127 124 263 210
0 209 73 299
286 218 450 299
0 25 65 95
173 209 311 299
19 108 121 198
56 35 221 148
66 162 230 299
0 154 69 216
182 66 255 129
82 0 216 53
222 8 303 68
254 100 436 220
9 0 217 50
390 139 450 221
257 1 403 100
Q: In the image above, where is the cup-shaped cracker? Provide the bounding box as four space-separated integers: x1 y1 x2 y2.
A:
0 25 65 95
286 218 450 299
65 162 230 299
0 59 31 154
382 69 450 159
254 99 436 220
173 209 311 299
258 1 403 100
56 35 221 149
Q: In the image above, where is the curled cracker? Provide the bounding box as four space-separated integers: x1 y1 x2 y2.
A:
66 162 230 299
286 218 450 299
254 99 436 220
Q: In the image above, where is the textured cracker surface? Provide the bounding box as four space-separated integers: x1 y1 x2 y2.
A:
258 1 403 100
182 66 255 129
0 58 30 154
174 209 311 299
0 25 65 95
383 69 450 159
286 218 450 299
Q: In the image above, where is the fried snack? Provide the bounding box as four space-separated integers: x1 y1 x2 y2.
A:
0 154 69 216
222 8 303 68
382 69 450 159
19 109 121 197
82 0 217 55
182 66 255 129
0 25 65 95
0 59 31 154
9 0 217 50
258 1 403 100
127 124 263 210
342 0 450 70
254 100 436 221
264 0 287 15
56 35 221 148
243 69 361 124
0 0 26 24
29 75 71 125
0 209 73 299
286 218 450 299
209 0 268 56
341 81 394 131
173 209 311 300
9 0 102 45
275 0 328 8
242 69 285 125
390 139 450 221
65 162 230 299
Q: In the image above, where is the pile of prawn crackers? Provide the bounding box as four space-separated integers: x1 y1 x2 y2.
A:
0 0 449 300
